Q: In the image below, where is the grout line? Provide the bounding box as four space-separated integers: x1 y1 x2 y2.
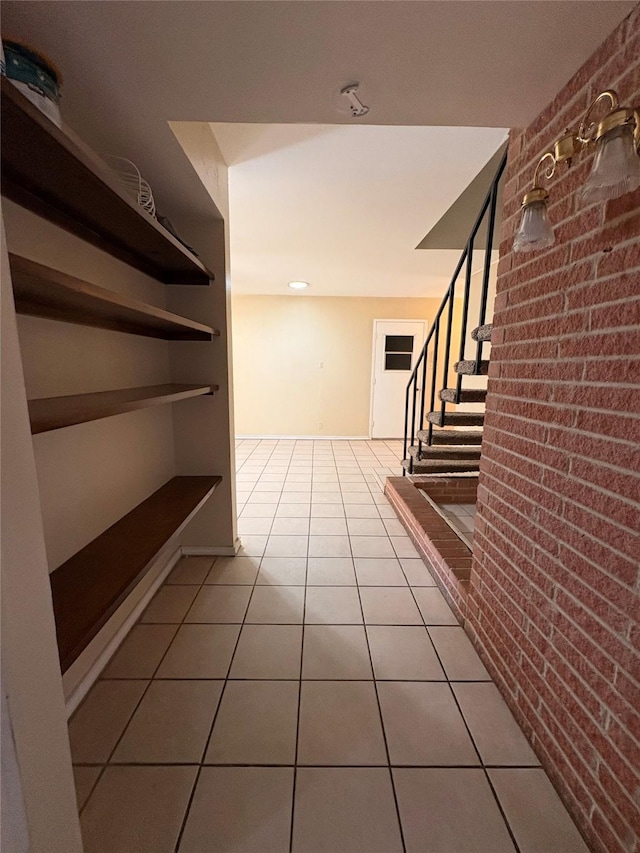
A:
79 552 219 816
76 441 491 849
95 676 491 682
74 761 541 769
349 510 408 853
398 557 523 853
288 441 311 853
172 441 285 852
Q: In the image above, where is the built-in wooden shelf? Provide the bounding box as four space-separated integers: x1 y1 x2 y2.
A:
29 383 218 434
50 475 222 671
10 254 219 340
1 79 213 285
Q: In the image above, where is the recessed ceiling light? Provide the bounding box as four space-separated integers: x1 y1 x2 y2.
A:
288 281 309 290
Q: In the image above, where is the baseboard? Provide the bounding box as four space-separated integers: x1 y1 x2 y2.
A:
182 538 241 557
64 547 182 718
236 434 371 440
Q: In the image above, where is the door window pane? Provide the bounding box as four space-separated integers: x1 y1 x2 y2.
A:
385 335 414 353
385 353 412 370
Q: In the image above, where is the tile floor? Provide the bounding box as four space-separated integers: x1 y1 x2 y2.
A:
71 439 588 853
440 502 477 548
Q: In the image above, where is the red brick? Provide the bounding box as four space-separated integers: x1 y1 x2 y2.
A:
582 357 640 385
561 502 640 565
596 240 640 278
483 410 547 443
558 328 640 360
566 272 640 311
505 259 596 308
608 719 640 784
590 809 628 853
467 12 640 853
551 383 640 415
546 424 640 473
596 765 640 840
503 311 589 344
554 591 631 664
496 293 564 328
604 187 640 224
574 409 640 445
491 339 558 363
491 396 576 427
570 212 640 262
590 299 640 332
569 457 640 504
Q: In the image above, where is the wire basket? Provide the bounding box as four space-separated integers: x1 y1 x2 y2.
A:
102 155 156 218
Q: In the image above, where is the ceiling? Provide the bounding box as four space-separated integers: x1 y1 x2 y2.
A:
211 122 507 296
2 1 634 296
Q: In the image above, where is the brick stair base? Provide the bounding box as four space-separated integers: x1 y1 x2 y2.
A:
385 475 479 622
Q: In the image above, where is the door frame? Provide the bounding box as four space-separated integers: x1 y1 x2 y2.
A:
368 319 426 439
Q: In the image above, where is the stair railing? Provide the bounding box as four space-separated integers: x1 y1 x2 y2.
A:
403 150 507 474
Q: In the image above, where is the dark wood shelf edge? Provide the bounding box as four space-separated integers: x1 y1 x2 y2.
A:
10 254 219 340
51 475 222 672
1 79 214 285
29 383 219 434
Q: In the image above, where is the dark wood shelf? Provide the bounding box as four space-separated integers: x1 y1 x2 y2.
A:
10 254 220 340
1 79 213 285
29 383 218 434
50 475 222 671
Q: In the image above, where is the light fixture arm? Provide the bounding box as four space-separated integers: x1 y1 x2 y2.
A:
577 89 640 150
514 86 640 253
578 90 619 144
532 151 558 187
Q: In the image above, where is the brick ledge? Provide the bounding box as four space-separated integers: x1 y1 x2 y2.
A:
385 476 474 623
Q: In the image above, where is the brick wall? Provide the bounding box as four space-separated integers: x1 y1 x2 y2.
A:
467 7 640 853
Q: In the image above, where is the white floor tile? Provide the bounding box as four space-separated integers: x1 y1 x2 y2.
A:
75 440 584 853
297 681 387 765
257 557 307 586
292 768 403 853
264 535 309 558
308 535 351 557
350 536 396 558
355 558 407 586
179 767 293 853
393 769 515 853
245 586 305 624
306 557 356 586
302 625 372 679
305 586 363 624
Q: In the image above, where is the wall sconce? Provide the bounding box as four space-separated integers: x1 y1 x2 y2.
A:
513 153 556 253
514 89 640 253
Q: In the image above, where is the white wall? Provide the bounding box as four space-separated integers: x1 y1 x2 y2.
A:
1 220 83 852
5 201 177 572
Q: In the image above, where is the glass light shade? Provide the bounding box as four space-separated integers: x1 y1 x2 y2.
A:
580 123 640 204
513 200 555 253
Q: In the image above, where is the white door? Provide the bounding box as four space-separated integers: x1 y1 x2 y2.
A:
370 320 426 438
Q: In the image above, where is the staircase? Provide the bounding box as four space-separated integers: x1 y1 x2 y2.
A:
402 151 506 475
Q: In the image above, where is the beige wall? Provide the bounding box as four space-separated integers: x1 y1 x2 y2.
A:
232 295 448 436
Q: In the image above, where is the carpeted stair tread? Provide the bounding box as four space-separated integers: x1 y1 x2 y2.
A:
417 428 483 445
402 457 481 474
426 411 485 427
408 444 482 460
439 388 487 404
471 323 493 342
455 359 490 375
